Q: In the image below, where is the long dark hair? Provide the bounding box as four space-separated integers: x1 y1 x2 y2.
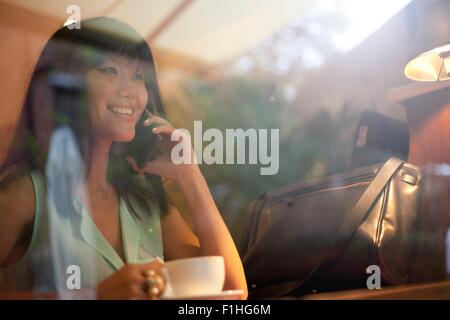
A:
5 17 168 217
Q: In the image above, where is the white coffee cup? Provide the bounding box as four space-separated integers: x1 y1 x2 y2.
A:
161 256 225 298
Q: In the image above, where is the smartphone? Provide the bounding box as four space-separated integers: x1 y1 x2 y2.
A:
125 113 159 168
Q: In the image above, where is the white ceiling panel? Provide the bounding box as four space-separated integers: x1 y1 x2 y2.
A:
2 0 313 64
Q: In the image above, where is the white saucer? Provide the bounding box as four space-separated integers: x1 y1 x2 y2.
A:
161 289 244 300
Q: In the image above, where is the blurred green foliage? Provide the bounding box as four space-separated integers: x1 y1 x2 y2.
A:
164 75 359 248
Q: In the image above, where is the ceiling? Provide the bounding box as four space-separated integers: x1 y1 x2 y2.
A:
2 0 313 65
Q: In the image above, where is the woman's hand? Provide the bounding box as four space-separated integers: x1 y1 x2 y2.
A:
96 260 166 300
127 112 197 183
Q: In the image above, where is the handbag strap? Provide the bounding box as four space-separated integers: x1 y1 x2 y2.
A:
250 157 405 299
323 157 404 262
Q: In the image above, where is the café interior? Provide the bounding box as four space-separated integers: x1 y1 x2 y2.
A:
0 0 450 300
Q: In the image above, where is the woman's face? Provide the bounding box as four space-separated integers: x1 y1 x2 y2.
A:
86 54 148 142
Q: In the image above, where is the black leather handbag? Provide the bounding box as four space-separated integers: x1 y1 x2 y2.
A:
241 158 449 298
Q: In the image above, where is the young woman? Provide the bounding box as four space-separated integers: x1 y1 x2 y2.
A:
0 17 247 300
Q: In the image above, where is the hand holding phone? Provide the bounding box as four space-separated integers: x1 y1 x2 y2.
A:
125 111 159 169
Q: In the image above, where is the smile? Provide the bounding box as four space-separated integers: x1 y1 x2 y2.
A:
107 105 134 116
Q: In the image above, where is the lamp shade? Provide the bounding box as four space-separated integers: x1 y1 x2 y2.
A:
404 0 450 81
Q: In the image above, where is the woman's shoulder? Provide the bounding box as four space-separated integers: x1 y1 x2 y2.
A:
0 165 38 197
1 163 44 190
0 164 38 225
0 165 37 266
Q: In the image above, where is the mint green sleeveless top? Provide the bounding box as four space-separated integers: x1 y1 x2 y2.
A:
0 171 164 294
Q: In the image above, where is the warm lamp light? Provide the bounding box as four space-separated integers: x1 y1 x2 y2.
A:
405 45 450 82
404 0 450 82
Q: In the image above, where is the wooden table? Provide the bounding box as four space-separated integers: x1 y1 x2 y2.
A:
297 280 450 300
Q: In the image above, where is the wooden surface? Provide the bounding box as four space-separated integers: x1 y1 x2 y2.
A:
389 81 450 166
297 280 450 300
404 89 450 166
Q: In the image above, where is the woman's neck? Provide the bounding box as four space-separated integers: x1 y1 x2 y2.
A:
86 135 112 188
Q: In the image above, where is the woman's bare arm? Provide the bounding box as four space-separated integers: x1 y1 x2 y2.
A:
128 115 249 299
174 166 248 299
161 204 200 260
